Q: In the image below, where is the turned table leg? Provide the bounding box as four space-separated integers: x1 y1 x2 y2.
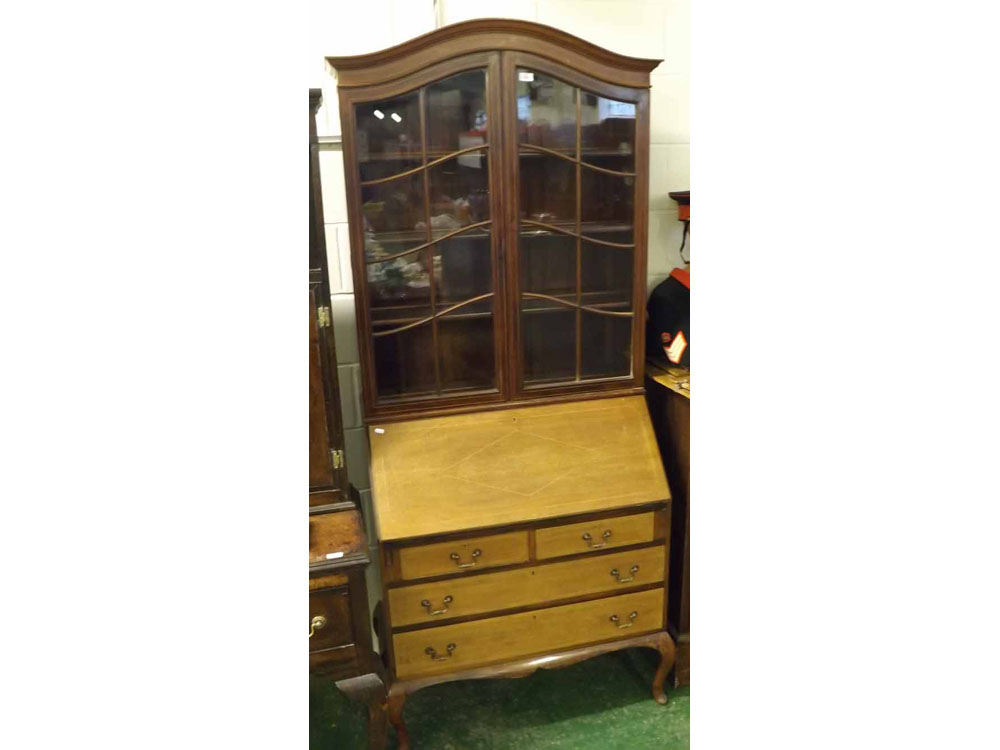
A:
652 631 677 705
387 684 409 750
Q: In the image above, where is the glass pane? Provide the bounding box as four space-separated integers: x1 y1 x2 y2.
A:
521 231 575 297
354 92 422 182
427 155 490 230
426 70 488 156
367 250 430 313
580 92 636 173
361 169 428 311
517 70 576 152
580 311 632 379
581 168 634 240
439 297 495 392
581 242 632 305
522 306 575 384
360 171 425 239
519 155 575 225
436 230 492 307
372 309 436 398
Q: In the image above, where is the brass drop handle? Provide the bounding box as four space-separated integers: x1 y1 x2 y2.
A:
582 530 612 549
421 595 454 616
450 549 482 568
610 611 638 629
425 643 456 661
309 615 327 638
610 564 640 584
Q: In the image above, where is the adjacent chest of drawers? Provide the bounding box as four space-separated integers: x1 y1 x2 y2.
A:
310 89 387 750
308 498 372 675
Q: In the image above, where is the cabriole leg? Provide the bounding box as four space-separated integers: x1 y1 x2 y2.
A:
387 684 409 750
652 631 677 705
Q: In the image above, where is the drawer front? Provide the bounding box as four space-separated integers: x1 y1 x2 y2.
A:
309 587 353 652
393 588 663 679
309 572 349 591
536 512 655 560
398 531 529 581
309 509 365 564
389 545 665 627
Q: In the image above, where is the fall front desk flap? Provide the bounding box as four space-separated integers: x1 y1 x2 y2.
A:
368 395 670 541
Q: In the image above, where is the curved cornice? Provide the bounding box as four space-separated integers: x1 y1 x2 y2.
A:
327 18 662 89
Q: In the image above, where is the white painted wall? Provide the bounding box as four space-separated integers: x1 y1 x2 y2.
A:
311 0 689 567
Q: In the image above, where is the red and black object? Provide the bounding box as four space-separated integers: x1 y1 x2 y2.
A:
646 268 690 367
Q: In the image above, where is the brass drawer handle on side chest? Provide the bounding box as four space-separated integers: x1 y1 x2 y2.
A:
421 596 454 616
610 564 640 583
449 549 482 568
610 611 639 629
309 615 327 638
425 643 456 662
582 530 612 549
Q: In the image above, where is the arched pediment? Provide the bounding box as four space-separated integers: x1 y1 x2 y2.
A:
327 18 661 89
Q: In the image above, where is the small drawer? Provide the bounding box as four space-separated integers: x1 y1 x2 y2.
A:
308 587 353 653
388 545 666 627
398 531 529 581
535 512 655 560
393 587 664 679
309 509 365 565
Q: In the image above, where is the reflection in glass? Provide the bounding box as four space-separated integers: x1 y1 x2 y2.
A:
426 70 488 155
516 71 576 151
355 92 421 159
580 92 636 172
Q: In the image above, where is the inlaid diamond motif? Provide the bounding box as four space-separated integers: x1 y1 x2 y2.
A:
448 430 600 496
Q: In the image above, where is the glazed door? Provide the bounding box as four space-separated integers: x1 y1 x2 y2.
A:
504 54 649 397
343 53 506 419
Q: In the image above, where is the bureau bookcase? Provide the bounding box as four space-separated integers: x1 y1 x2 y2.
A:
328 19 672 748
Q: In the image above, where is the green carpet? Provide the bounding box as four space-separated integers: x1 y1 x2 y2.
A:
311 649 690 749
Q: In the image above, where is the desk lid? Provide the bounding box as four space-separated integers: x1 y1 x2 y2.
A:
368 396 670 541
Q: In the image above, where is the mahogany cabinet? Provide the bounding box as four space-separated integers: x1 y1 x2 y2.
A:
309 89 387 750
329 19 659 422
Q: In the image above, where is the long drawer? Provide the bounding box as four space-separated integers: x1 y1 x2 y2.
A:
397 530 529 581
389 545 665 627
393 588 664 679
535 512 655 559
